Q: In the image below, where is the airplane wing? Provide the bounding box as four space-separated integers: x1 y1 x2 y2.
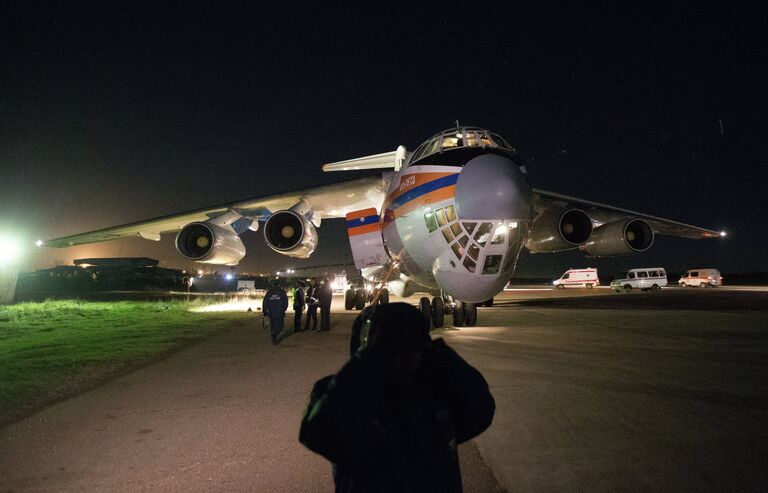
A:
533 189 723 239
43 175 391 247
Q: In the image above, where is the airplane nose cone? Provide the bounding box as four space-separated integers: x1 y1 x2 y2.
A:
455 154 532 220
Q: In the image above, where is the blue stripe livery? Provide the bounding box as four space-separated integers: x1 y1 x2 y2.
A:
346 214 380 229
389 173 459 210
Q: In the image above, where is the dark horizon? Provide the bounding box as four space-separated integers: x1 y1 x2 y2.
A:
2 3 766 276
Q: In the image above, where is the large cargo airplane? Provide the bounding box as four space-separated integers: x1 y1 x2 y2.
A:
43 126 723 327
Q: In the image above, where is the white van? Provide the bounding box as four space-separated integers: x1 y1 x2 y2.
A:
611 268 667 292
553 268 599 289
678 269 722 288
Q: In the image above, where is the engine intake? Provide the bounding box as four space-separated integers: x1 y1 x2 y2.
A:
175 222 246 265
581 219 654 257
263 210 318 258
526 208 593 253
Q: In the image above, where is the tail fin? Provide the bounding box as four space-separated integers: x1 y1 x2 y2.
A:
323 146 408 172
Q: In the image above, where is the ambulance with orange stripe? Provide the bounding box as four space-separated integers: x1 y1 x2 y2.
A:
43 126 725 328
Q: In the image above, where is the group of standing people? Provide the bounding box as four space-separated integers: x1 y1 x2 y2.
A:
262 277 333 344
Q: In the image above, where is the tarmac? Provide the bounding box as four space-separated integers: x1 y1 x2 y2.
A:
1 287 767 492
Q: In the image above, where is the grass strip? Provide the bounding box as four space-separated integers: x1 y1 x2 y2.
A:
0 299 247 425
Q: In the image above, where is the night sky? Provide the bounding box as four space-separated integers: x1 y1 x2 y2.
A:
2 3 766 277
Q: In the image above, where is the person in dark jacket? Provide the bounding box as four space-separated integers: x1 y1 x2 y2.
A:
317 277 333 331
262 280 289 344
304 278 319 332
293 281 306 332
299 303 495 492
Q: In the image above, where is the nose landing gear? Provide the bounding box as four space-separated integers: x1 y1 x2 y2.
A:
419 295 478 329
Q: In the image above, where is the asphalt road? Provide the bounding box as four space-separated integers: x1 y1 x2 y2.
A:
1 287 767 492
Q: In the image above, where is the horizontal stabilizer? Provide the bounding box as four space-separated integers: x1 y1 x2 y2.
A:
322 146 407 172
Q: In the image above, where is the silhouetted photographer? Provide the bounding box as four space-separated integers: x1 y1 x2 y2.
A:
299 302 495 492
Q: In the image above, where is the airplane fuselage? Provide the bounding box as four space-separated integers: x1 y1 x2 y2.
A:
378 144 533 302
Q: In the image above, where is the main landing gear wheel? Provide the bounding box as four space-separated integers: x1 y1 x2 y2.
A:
431 297 445 329
378 288 390 304
344 288 355 310
419 297 431 326
354 289 366 310
465 302 477 326
453 300 466 327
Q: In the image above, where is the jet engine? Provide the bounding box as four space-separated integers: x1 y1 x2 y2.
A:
175 222 246 265
526 208 593 253
580 218 654 257
263 210 318 258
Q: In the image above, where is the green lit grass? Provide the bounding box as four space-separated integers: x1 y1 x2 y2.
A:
0 300 246 424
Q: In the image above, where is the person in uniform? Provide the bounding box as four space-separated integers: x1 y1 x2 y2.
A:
304 278 319 332
318 277 333 331
293 281 306 332
262 280 289 344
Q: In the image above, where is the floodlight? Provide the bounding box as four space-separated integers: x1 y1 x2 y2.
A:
0 236 22 266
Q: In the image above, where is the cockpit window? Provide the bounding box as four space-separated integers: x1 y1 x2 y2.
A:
442 135 463 148
407 127 515 164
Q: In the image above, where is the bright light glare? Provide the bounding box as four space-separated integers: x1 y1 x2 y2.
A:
720 231 727 237
331 276 348 292
0 236 22 266
190 299 261 313
494 224 506 236
35 239 44 247
225 273 234 280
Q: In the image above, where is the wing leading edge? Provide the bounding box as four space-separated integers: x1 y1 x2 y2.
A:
44 175 391 247
533 189 723 239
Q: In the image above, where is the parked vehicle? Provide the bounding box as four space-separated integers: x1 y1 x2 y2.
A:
552 268 599 289
678 269 722 288
611 268 667 292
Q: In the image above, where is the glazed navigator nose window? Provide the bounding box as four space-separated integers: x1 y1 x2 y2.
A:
482 255 503 275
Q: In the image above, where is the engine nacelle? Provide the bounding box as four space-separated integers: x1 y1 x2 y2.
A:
175 222 246 265
580 219 654 257
526 208 593 253
263 210 318 258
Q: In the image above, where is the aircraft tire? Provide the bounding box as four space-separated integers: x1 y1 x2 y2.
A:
419 297 432 326
378 289 390 304
453 301 465 327
465 303 478 326
354 289 366 310
345 289 356 310
431 297 444 329
482 298 494 307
